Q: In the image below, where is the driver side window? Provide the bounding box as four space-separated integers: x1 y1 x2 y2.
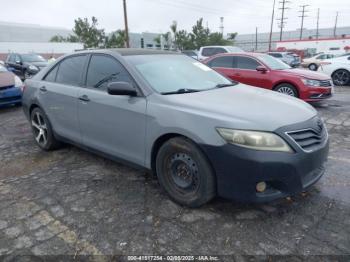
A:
86 55 133 91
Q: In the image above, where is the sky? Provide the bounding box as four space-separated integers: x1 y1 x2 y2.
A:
1 0 350 35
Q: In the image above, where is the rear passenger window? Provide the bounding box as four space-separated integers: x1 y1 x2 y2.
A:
236 57 260 70
86 55 133 90
56 55 86 86
202 48 216 57
209 56 234 68
44 66 59 82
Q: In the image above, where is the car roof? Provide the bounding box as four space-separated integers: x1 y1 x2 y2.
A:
75 48 180 56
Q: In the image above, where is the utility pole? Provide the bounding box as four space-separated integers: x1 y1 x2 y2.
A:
255 27 258 51
316 8 320 39
219 17 224 35
298 5 309 40
333 12 339 38
268 0 276 51
123 0 130 48
277 0 290 41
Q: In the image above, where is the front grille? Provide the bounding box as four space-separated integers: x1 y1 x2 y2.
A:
319 80 332 87
286 119 327 152
0 96 21 103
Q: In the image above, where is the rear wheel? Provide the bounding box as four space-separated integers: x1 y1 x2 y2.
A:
30 107 61 150
308 63 318 71
156 137 216 207
332 69 350 86
274 83 298 98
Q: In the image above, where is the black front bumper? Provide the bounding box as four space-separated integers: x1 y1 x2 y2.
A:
200 118 329 203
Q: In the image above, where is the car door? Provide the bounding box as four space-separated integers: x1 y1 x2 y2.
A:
39 55 87 143
78 54 147 166
234 56 272 88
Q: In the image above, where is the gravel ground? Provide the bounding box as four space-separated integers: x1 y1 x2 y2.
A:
0 88 349 260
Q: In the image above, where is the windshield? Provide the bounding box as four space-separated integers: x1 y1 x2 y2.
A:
0 65 7 72
125 55 232 94
257 54 291 70
21 54 46 63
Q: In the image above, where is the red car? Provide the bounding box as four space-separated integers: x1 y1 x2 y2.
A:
204 53 333 102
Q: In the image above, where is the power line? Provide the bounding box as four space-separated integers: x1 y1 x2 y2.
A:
298 4 309 40
277 0 290 41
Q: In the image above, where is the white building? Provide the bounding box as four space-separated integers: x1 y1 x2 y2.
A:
275 37 350 55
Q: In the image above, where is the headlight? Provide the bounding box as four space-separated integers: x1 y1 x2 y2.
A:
216 128 293 153
14 75 23 88
301 78 321 87
28 65 39 71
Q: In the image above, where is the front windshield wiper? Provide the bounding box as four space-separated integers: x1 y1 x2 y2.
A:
94 73 120 88
214 82 238 88
161 88 201 95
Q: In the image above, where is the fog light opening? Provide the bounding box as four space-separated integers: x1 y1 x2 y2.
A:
256 182 267 193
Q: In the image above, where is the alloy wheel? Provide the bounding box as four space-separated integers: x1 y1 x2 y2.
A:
277 86 296 97
31 112 48 146
333 70 350 86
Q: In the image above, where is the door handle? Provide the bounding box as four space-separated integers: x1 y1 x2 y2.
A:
78 95 90 102
39 86 47 92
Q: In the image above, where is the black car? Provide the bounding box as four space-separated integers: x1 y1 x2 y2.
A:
5 53 48 80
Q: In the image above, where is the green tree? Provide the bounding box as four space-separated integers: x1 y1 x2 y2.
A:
191 18 210 50
175 30 195 50
50 35 66 42
73 16 105 48
207 32 232 46
106 30 126 48
227 32 238 41
170 21 178 49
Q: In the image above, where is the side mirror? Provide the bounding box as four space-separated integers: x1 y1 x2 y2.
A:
256 66 268 73
107 81 137 96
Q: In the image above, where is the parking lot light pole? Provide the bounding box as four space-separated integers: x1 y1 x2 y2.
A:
123 0 130 48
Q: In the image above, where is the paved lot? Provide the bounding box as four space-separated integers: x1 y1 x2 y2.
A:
0 88 350 259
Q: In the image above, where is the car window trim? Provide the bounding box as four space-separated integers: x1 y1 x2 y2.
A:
52 54 88 87
83 53 144 97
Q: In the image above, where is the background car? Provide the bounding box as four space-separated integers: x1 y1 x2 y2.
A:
181 50 198 59
205 53 333 102
301 53 335 71
0 64 23 107
268 52 301 68
197 45 244 61
318 55 350 86
5 53 48 80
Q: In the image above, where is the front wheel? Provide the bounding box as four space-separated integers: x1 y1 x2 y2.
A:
332 69 350 86
30 107 61 150
156 137 216 207
308 63 318 71
274 83 299 98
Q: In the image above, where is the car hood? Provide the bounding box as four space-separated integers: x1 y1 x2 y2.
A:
158 84 317 132
0 71 15 88
276 68 330 80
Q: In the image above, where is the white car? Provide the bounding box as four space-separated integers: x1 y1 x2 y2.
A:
197 45 244 61
318 55 350 86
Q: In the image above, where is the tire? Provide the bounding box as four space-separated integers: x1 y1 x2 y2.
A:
30 107 61 151
155 137 216 207
332 69 350 86
308 63 318 71
274 83 299 98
